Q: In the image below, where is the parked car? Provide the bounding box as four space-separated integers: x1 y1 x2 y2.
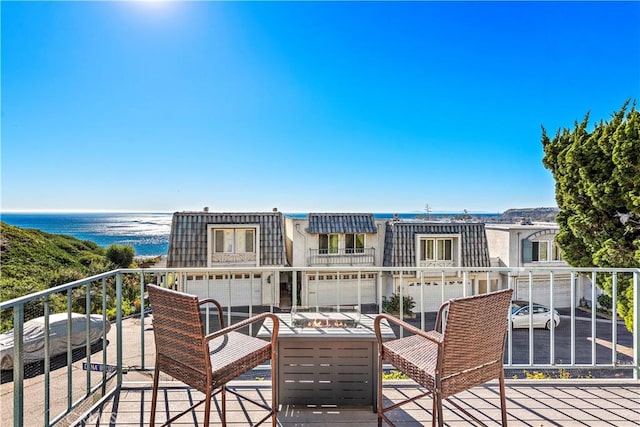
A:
511 300 560 330
0 312 110 370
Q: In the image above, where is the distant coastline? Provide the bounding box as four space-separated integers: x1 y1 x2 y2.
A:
0 208 557 256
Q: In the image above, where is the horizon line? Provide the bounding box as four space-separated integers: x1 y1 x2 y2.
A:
0 209 558 215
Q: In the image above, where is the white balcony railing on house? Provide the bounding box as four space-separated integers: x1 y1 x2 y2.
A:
0 266 638 427
308 247 375 265
210 252 257 264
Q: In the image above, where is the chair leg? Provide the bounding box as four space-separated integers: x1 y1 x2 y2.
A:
431 395 436 427
221 385 227 426
435 392 444 427
271 355 278 427
499 371 508 426
149 365 159 426
377 352 383 426
204 390 211 427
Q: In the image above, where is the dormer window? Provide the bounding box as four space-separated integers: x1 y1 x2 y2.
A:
208 225 259 266
419 238 453 261
214 228 255 254
416 235 459 268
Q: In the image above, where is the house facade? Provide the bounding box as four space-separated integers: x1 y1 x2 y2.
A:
382 219 495 312
484 222 590 308
284 213 387 307
165 210 589 311
166 210 287 306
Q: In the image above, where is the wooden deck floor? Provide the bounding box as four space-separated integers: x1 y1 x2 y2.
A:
77 379 640 426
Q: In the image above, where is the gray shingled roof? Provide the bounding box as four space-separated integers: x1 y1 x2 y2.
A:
383 221 490 268
166 211 286 268
307 213 377 234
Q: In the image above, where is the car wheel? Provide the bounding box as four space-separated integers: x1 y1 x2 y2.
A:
546 320 553 330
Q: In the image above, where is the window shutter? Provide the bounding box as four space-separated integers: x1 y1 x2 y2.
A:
522 239 533 263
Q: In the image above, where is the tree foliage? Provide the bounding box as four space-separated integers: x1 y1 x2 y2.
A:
541 100 639 331
106 244 135 268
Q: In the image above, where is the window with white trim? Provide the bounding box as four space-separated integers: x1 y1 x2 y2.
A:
345 233 365 254
419 238 453 261
213 228 255 254
319 234 339 254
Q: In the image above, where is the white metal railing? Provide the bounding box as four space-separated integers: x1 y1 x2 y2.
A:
308 247 375 265
0 266 638 426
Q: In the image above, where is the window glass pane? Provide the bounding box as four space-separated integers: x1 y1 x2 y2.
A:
215 230 224 253
552 243 562 261
532 242 539 261
319 234 328 253
355 234 365 251
539 242 548 261
224 229 234 253
329 234 339 254
419 240 426 260
444 239 452 260
236 229 246 253
437 240 445 260
345 234 354 253
245 229 254 252
427 240 434 260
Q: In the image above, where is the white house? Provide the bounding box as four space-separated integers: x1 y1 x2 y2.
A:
166 210 287 306
484 221 590 308
382 219 496 312
284 213 387 307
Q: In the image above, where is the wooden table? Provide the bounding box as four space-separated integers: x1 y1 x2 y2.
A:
258 312 395 409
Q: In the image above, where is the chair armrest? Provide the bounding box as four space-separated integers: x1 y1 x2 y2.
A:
204 312 279 347
374 313 442 347
198 298 225 329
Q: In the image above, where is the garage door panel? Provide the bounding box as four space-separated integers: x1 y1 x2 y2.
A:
185 277 263 306
516 279 572 308
303 279 376 306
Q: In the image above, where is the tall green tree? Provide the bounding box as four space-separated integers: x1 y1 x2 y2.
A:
542 101 639 331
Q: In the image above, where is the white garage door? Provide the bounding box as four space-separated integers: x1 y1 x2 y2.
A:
405 280 471 313
183 273 264 306
302 273 377 306
515 278 572 308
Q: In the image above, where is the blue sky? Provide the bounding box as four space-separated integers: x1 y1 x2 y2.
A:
1 1 639 214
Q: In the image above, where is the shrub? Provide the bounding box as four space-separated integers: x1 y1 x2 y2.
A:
106 244 135 268
597 293 613 312
382 293 415 316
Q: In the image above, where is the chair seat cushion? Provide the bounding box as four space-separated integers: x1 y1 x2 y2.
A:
208 331 272 388
382 334 439 390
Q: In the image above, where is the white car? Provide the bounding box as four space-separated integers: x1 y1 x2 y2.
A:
511 300 560 330
0 312 110 370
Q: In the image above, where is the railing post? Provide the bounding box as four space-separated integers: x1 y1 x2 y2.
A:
292 270 298 310
44 297 50 426
116 272 123 386
634 270 639 380
140 271 146 369
12 304 24 427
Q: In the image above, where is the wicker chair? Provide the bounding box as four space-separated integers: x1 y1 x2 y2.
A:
374 288 513 427
147 284 279 426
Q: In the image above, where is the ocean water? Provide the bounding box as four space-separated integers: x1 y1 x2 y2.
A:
1 211 502 257
1 212 172 256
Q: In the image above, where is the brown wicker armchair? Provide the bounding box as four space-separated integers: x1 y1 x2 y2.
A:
375 288 513 427
147 284 279 426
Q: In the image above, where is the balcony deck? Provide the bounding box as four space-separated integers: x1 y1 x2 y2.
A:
1 266 638 426
80 378 640 426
